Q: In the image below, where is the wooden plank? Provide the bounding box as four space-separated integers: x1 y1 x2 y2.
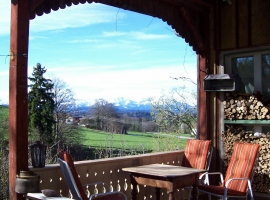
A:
238 0 249 47
251 0 270 45
220 2 236 49
224 120 270 125
179 7 206 53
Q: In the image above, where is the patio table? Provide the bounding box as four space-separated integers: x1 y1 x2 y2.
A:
122 163 206 200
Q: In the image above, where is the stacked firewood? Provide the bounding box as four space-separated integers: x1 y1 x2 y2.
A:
223 92 270 120
222 126 270 193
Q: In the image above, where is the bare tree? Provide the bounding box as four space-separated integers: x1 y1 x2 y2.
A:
52 77 82 151
90 99 119 130
150 86 197 137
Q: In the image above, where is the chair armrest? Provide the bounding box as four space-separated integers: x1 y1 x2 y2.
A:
199 172 224 185
225 177 250 188
223 177 252 197
89 191 127 200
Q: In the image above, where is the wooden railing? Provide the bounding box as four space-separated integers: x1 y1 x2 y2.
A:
30 150 187 200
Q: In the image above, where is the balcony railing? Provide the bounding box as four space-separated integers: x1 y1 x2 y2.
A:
30 150 188 200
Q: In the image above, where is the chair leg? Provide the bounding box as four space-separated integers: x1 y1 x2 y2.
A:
187 187 192 200
249 191 254 200
207 194 211 200
248 181 254 200
180 189 183 200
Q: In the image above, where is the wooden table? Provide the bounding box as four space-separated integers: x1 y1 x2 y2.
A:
122 164 206 200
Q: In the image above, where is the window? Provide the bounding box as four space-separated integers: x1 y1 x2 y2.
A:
222 48 270 133
224 49 270 96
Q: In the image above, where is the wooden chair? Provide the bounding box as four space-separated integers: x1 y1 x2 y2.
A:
58 150 127 200
197 142 260 200
180 139 212 200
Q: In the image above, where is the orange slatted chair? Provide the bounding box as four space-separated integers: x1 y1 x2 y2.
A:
180 139 212 200
58 150 127 200
197 142 260 200
182 139 212 170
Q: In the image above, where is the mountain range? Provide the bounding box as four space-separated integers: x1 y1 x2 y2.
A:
73 98 151 116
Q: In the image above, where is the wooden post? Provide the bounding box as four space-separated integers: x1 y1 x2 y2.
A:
9 0 30 199
197 55 209 140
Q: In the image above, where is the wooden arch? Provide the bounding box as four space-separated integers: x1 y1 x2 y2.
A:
9 0 211 199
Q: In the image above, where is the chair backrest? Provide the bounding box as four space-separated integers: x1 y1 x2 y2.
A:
223 142 260 193
181 139 212 170
58 150 88 200
58 158 83 200
206 146 213 171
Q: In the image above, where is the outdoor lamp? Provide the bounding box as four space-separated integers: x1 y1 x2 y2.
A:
29 141 47 168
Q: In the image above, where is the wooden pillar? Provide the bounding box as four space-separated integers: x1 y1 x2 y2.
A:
9 0 30 199
197 55 209 140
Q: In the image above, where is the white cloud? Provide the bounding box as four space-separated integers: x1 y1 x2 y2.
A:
30 3 123 33
46 63 197 103
102 31 128 37
131 31 171 40
102 31 171 40
1 2 124 36
66 39 100 43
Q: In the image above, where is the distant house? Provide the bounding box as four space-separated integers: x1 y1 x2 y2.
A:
66 115 84 125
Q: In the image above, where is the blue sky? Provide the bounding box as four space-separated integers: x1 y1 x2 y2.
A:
0 2 197 104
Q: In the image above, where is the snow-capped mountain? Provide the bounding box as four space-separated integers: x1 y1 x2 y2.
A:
74 97 151 114
113 97 151 111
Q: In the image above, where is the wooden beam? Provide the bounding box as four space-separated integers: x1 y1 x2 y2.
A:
31 0 46 12
9 0 30 199
179 6 206 53
157 0 213 13
197 55 209 140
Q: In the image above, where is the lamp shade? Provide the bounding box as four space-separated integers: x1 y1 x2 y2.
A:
29 141 47 168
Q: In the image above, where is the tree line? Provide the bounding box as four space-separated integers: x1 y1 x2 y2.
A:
81 98 157 134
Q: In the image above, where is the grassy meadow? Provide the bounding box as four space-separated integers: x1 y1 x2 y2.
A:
1 105 192 152
79 127 191 152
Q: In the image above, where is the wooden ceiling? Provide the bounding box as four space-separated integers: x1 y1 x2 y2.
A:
30 0 213 56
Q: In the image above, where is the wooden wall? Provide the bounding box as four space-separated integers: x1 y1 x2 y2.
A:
207 0 270 173
219 0 270 51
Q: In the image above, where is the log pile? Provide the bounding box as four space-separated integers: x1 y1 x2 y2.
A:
222 126 270 193
224 92 270 120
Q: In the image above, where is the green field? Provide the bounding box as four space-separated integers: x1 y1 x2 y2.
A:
80 127 191 152
0 106 192 152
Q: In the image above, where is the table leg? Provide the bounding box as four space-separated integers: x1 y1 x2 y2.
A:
155 187 160 200
191 184 199 200
130 175 138 200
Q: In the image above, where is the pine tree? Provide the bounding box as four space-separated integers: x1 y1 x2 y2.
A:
28 63 55 144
